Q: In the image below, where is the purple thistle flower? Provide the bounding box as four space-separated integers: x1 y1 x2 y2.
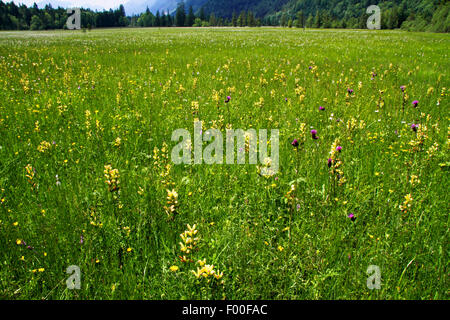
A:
319 106 325 111
400 85 406 92
411 124 418 132
328 158 333 168
347 88 354 94
311 130 318 140
225 96 231 103
348 213 356 222
285 97 288 102
336 146 342 152
412 100 419 107
291 139 299 148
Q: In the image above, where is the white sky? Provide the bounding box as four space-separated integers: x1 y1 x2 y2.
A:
9 0 128 10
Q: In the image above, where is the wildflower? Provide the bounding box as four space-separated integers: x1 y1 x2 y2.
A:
164 189 179 218
179 224 199 262
169 265 179 272
347 88 354 94
327 158 333 168
412 100 419 107
291 139 299 148
114 137 121 147
225 96 231 103
311 129 318 140
399 194 413 213
37 141 52 153
319 106 325 111
400 85 406 92
348 213 356 222
126 248 132 253
336 146 342 152
104 165 120 192
411 124 418 132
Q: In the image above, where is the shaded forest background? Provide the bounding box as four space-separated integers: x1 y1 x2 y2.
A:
0 0 449 32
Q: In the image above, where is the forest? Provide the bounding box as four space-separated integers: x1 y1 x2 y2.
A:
0 0 448 32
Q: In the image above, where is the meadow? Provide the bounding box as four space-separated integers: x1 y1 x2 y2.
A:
0 27 448 300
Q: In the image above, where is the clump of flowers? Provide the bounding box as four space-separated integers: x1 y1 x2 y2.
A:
37 141 52 153
409 124 429 152
153 143 173 188
292 123 307 148
191 259 224 284
104 165 120 193
328 139 346 190
164 189 179 218
179 224 199 263
113 137 121 148
254 97 264 108
399 194 413 213
284 184 297 207
311 129 318 140
409 175 420 186
191 101 199 115
25 164 36 190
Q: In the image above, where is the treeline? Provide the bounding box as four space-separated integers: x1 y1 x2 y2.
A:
267 0 450 32
0 1 127 30
129 3 263 27
0 0 448 32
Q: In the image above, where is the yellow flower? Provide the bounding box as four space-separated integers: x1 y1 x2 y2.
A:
126 247 132 253
16 239 22 245
169 265 179 272
197 259 206 267
278 246 284 252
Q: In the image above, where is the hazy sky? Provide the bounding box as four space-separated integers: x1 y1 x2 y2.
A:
9 0 127 10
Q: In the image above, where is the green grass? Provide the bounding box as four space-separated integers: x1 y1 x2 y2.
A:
0 27 448 300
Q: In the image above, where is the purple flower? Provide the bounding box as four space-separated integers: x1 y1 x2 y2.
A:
291 139 299 148
411 124 418 132
348 213 356 221
309 66 313 70
336 146 342 152
285 97 288 102
80 235 84 244
347 88 354 94
400 85 406 92
225 96 231 103
311 130 318 140
319 106 325 111
412 100 419 107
